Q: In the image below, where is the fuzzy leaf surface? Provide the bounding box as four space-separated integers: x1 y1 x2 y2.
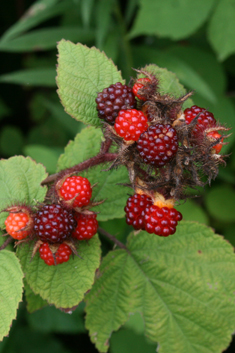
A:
57 40 124 127
17 235 101 309
85 221 235 353
0 250 24 340
0 156 47 228
130 0 215 40
208 0 235 61
57 127 129 221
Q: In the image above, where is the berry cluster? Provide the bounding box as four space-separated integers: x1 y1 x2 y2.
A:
4 175 98 265
96 71 228 236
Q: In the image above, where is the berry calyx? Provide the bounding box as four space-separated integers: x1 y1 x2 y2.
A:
39 243 72 266
59 176 92 208
207 131 223 153
114 109 148 141
72 213 98 240
144 205 182 236
124 193 153 230
184 105 216 137
96 82 136 124
133 78 151 100
137 124 178 167
34 204 76 243
5 212 31 240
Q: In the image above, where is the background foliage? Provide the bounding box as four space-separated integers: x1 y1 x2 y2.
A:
0 0 235 352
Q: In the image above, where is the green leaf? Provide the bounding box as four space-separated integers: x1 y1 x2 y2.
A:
24 281 48 313
0 250 24 341
95 0 113 49
27 302 85 333
0 27 95 52
130 0 216 40
133 47 216 103
56 40 124 126
23 145 61 174
138 64 194 108
81 0 95 27
1 0 72 42
17 235 101 309
0 126 24 156
0 68 56 86
0 156 47 227
176 200 209 225
163 46 227 96
208 0 235 61
85 222 235 353
57 127 129 221
205 185 235 222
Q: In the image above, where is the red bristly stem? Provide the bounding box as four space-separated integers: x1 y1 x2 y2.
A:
41 152 118 185
0 237 13 250
98 227 129 251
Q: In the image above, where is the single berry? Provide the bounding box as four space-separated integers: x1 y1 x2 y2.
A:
207 131 223 153
34 204 76 243
39 243 72 266
96 82 136 124
184 105 216 137
137 124 178 167
114 109 148 141
59 176 92 208
144 205 182 236
5 212 31 240
133 78 151 100
72 213 98 240
124 193 153 230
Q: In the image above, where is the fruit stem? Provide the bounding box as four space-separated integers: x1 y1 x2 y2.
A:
0 236 13 250
41 152 118 185
98 227 129 251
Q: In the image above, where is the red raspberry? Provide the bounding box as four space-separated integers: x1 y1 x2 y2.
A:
207 131 223 153
59 176 92 208
124 193 153 230
96 82 136 124
114 109 148 141
39 243 72 266
72 213 98 240
5 212 31 240
137 124 178 167
34 204 75 243
133 78 151 100
184 105 216 137
144 205 182 236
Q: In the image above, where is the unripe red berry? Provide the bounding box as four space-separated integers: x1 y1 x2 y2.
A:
184 105 216 137
59 176 92 208
72 213 98 240
133 78 151 101
207 131 223 153
144 205 182 236
39 243 72 266
114 109 148 141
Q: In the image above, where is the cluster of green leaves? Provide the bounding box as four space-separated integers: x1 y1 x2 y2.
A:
1 0 235 352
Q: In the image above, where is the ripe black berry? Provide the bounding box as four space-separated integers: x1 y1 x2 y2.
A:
137 124 178 167
34 204 76 243
96 82 136 124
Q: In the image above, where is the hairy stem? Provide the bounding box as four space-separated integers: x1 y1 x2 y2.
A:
98 227 129 251
0 237 13 251
41 152 118 185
